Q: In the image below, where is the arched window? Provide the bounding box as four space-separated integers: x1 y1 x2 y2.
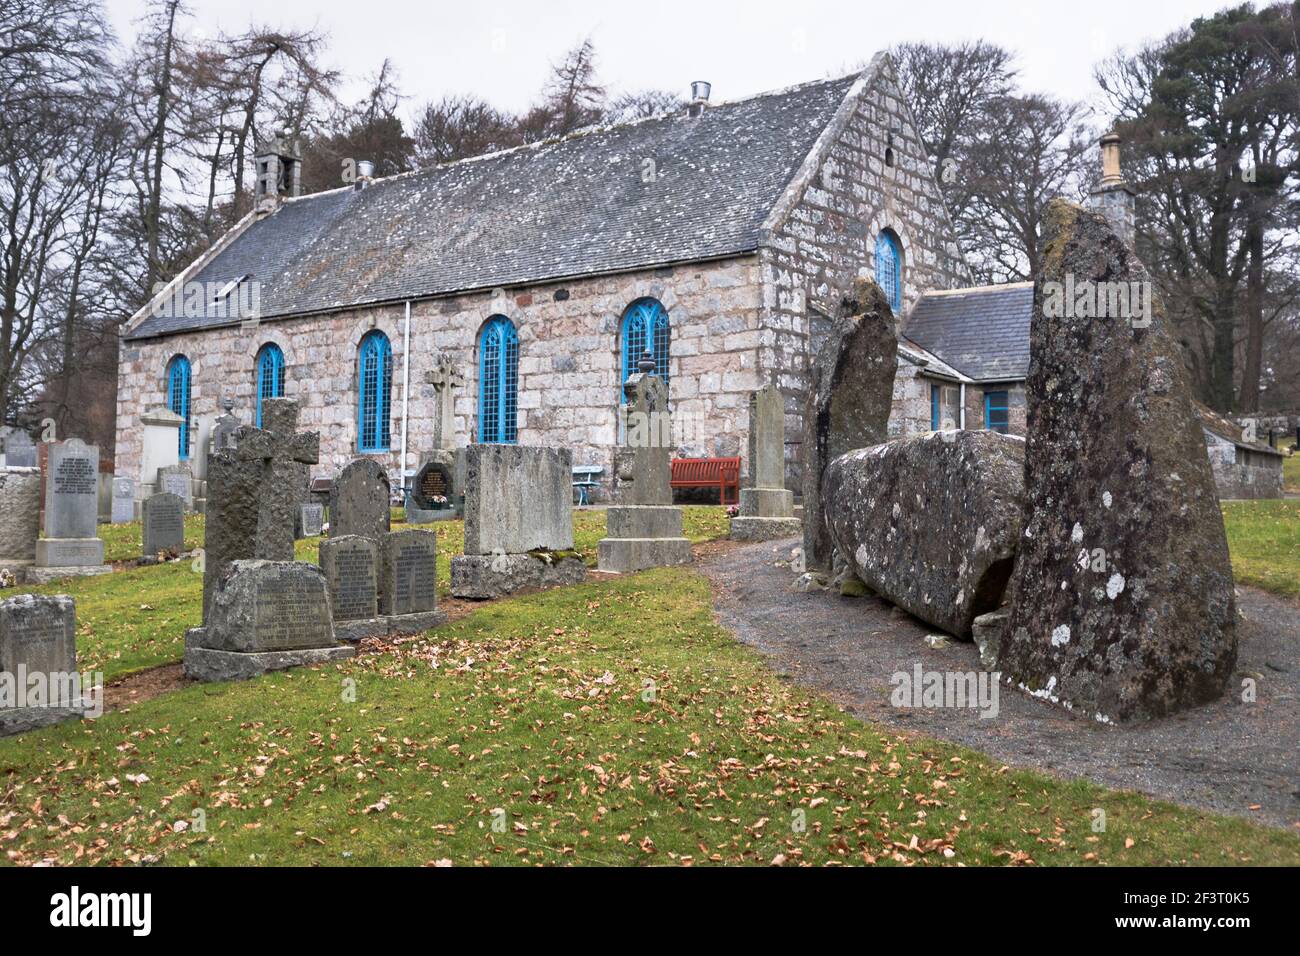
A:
478 316 519 444
875 231 903 314
620 298 670 400
357 331 392 453
255 343 285 429
166 355 192 460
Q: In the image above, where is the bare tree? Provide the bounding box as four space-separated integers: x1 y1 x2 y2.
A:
413 95 522 166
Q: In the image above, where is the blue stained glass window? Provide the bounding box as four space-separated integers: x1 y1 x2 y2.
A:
478 316 519 444
167 356 191 459
930 383 940 431
358 331 392 452
620 298 670 401
256 343 285 429
875 231 903 313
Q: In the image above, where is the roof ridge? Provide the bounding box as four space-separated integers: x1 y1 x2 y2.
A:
923 281 1034 296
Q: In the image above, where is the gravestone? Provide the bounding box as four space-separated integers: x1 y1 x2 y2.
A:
138 407 184 496
730 384 801 541
380 530 443 620
405 453 459 523
29 439 110 583
450 445 586 599
111 476 136 523
297 502 324 538
329 459 391 541
0 594 89 735
184 560 353 682
3 430 36 469
199 398 319 622
597 361 691 573
210 398 242 456
0 467 41 572
426 356 465 451
997 201 1236 722
801 278 897 573
142 492 186 557
158 464 193 510
318 535 383 642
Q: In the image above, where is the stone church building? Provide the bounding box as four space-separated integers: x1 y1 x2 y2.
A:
115 53 978 497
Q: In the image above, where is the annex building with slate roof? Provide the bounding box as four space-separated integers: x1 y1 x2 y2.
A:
115 53 973 499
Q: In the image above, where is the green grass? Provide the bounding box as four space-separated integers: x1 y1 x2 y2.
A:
1221 499 1300 600
1280 437 1299 494
1 567 1294 867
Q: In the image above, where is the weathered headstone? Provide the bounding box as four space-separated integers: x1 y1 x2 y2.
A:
0 467 41 571
319 535 383 641
111 476 136 524
184 560 352 682
0 594 90 735
597 362 691 573
426 356 465 451
730 384 801 541
297 502 324 538
451 445 586 598
380 530 445 632
823 431 1025 637
158 464 193 510
801 278 897 573
142 492 186 557
210 398 242 456
30 439 110 582
2 430 36 468
997 200 1236 722
329 459 391 541
200 398 319 622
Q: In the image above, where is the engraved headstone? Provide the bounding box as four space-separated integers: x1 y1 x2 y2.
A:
142 492 186 556
31 439 108 579
380 530 438 616
0 594 87 735
159 465 193 509
2 430 36 469
320 535 379 622
329 459 391 541
297 502 324 538
111 476 136 524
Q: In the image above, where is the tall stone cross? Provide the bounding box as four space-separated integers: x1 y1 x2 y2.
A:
202 398 318 621
426 357 465 451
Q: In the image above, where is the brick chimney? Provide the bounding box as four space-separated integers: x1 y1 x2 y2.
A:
254 128 302 217
1087 131 1136 246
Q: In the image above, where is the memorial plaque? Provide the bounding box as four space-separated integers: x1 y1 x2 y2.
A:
252 572 332 651
143 492 185 555
319 535 379 622
111 476 136 523
380 530 438 616
0 594 77 683
44 439 99 539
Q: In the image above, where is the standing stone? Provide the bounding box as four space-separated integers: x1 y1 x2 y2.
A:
0 594 88 735
597 363 692 573
822 432 1025 637
0 467 41 571
380 529 443 623
142 492 186 557
200 398 319 623
319 535 382 641
730 384 801 541
31 439 109 582
297 502 325 538
998 200 1236 722
450 445 586 599
184 560 353 682
2 430 36 468
329 459 391 541
111 476 136 523
801 278 897 572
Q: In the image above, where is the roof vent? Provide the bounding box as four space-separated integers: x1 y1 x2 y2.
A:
689 80 711 117
355 159 375 190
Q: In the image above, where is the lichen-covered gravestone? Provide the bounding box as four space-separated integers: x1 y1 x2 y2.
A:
0 467 41 572
730 384 800 541
30 438 110 582
997 200 1236 721
0 594 89 735
329 459 391 541
142 492 186 557
801 279 898 572
451 445 586 599
823 431 1025 637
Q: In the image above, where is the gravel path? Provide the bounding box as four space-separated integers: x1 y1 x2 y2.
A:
700 538 1300 830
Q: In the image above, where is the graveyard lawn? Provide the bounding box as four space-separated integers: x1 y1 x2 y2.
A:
1221 499 1300 600
1 567 1296 867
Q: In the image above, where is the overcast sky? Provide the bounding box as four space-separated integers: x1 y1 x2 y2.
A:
104 0 1229 118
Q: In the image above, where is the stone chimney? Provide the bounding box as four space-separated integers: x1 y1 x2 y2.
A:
254 128 302 217
1087 131 1136 247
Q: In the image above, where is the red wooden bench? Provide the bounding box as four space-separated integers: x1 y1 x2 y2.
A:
670 456 741 506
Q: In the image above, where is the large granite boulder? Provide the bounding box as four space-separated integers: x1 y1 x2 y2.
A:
998 200 1236 722
801 278 897 571
823 431 1024 637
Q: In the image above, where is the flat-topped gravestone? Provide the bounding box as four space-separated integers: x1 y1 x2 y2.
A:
142 492 185 557
158 465 193 509
30 439 109 582
450 446 586 599
0 467 41 568
297 502 324 538
110 476 136 523
319 535 383 642
2 431 36 468
329 459 391 541
0 594 89 735
731 384 801 541
801 278 898 573
184 560 353 682
380 530 441 618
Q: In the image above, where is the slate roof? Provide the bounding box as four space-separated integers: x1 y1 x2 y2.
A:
1197 404 1285 457
128 73 860 340
897 337 972 382
903 283 1033 382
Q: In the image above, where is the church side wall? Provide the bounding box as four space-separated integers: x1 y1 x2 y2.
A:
115 258 763 495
